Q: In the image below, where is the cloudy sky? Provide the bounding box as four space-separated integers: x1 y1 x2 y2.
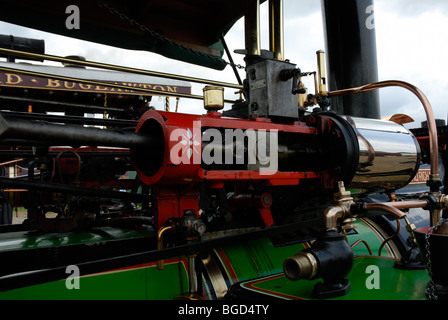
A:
0 0 447 128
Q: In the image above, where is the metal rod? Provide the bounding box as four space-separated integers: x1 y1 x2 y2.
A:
245 0 261 56
0 47 243 90
0 65 201 101
0 94 125 114
0 65 237 105
269 0 284 61
220 34 243 86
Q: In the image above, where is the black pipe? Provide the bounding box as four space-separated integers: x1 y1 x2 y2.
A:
321 0 380 119
0 114 158 149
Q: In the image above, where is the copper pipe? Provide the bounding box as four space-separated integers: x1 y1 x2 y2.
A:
364 202 418 243
350 239 373 255
0 158 24 166
381 199 429 210
157 224 176 270
378 218 400 256
329 80 439 178
363 202 406 219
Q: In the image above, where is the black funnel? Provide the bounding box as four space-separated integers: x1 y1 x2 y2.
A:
415 222 448 300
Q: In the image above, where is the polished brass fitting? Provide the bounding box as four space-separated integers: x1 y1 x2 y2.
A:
342 217 357 231
324 181 355 231
283 251 318 281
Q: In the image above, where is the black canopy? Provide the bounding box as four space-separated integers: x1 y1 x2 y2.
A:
0 0 261 69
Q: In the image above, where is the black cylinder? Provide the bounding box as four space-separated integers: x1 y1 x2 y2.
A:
321 0 380 119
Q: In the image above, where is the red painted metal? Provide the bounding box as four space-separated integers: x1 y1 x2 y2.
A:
132 109 340 229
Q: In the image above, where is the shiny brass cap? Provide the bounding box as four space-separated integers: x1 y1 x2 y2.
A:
203 86 224 111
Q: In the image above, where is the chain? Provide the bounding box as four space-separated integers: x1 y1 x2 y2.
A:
424 218 447 300
229 62 245 70
96 1 238 68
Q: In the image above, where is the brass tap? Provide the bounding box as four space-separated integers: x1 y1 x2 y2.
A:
324 181 355 231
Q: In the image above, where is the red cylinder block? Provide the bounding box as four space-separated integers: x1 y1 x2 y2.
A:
132 109 321 187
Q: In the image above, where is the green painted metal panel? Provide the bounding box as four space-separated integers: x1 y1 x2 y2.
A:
238 256 430 300
219 237 307 282
0 259 189 300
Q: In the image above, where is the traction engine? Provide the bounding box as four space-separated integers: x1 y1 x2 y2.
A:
0 0 447 300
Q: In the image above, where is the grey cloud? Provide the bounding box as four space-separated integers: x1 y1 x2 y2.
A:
376 0 448 17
